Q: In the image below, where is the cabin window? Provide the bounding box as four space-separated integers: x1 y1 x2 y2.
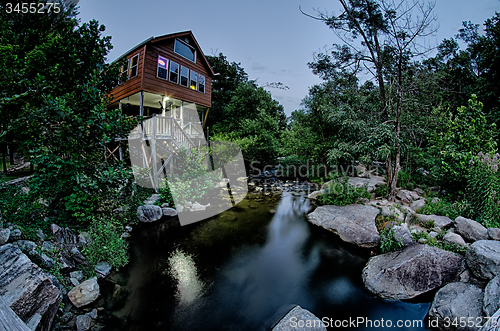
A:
180 66 189 87
190 71 198 90
157 56 168 80
169 61 179 83
174 38 196 63
198 75 205 93
129 54 139 78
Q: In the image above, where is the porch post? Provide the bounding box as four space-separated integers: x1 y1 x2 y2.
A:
180 101 184 128
139 91 144 117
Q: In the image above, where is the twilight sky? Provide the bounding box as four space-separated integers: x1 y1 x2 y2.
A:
77 0 499 115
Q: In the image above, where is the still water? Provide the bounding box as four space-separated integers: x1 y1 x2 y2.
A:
100 194 430 330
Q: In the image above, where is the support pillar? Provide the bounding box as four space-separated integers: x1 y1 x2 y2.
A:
139 91 144 117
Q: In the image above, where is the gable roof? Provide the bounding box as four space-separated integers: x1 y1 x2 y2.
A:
113 30 215 77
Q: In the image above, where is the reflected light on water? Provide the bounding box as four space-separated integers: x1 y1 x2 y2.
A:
168 249 204 305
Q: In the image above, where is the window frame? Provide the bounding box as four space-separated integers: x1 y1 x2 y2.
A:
169 61 179 84
198 75 205 93
174 38 196 63
157 55 169 80
190 71 198 90
180 65 189 87
128 54 139 78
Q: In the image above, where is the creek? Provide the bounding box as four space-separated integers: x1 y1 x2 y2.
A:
100 193 431 330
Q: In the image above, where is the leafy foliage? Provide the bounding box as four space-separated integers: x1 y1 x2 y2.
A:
466 152 500 228
431 95 497 190
417 198 470 221
82 216 129 271
379 229 404 254
317 173 371 206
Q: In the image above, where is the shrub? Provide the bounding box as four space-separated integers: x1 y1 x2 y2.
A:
380 228 404 253
82 216 129 272
375 214 398 232
466 152 500 228
374 186 389 198
317 174 371 206
417 198 470 220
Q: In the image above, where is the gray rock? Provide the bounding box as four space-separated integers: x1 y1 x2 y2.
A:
416 214 453 229
70 278 80 287
0 228 10 245
370 199 388 207
347 176 386 193
414 187 425 196
484 276 500 317
77 232 91 248
13 240 37 253
28 250 54 269
467 240 500 280
480 307 500 331
429 231 439 239
76 314 92 331
10 228 22 240
443 232 467 247
41 241 57 253
432 197 441 204
137 205 163 223
455 216 488 242
380 206 405 222
306 205 380 248
67 277 100 308
427 282 484 331
0 244 62 331
397 189 414 204
161 203 170 208
392 223 415 247
271 305 326 331
95 261 111 278
362 244 462 300
36 229 46 241
143 194 161 205
307 190 324 200
50 224 77 245
125 226 133 232
70 271 83 281
489 228 500 241
410 199 426 211
162 207 178 217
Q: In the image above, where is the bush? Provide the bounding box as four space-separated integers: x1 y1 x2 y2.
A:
417 198 470 220
0 184 49 240
466 152 500 228
380 228 404 253
82 216 129 272
317 173 371 206
374 186 389 198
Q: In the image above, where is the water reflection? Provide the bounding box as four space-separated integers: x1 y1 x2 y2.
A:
102 194 430 331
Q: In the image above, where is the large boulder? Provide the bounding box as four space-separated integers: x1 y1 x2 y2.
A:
67 277 100 308
347 176 385 193
306 205 380 248
455 217 488 242
467 240 500 280
50 224 87 269
0 244 62 331
480 307 500 331
271 305 326 331
416 214 453 229
488 228 500 241
362 244 462 300
137 205 163 223
484 276 500 317
427 282 484 331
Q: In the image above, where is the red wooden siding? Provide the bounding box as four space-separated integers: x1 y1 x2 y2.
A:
108 46 146 103
142 40 211 108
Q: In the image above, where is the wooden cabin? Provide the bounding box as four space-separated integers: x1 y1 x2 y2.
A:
106 31 214 186
108 30 214 129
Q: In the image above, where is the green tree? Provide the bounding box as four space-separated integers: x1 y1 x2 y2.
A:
303 0 437 200
0 3 136 220
431 95 497 190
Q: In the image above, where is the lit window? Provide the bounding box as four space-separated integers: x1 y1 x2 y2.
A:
157 56 168 80
129 54 139 78
174 38 196 63
198 75 205 93
190 71 198 90
169 61 179 83
180 66 189 87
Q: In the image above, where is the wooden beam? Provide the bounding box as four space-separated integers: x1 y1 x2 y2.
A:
202 107 210 131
